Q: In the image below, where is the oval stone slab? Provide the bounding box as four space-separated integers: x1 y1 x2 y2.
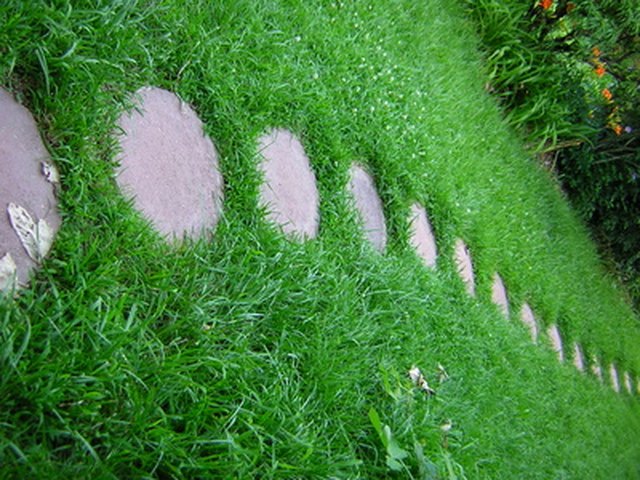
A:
453 239 475 296
547 324 564 362
115 87 223 241
591 356 603 382
0 87 60 288
623 371 633 394
609 364 620 393
348 164 387 252
408 203 437 268
257 129 319 239
519 302 539 344
572 343 585 372
491 272 509 318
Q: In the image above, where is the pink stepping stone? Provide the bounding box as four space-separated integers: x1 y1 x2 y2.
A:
591 356 603 382
0 87 61 290
115 87 223 242
623 372 633 394
609 364 620 393
490 272 509 317
408 203 437 268
519 303 539 343
257 129 319 240
572 343 585 372
546 324 564 362
348 164 387 252
453 239 475 296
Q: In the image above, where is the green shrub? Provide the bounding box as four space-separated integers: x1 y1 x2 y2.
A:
464 0 640 310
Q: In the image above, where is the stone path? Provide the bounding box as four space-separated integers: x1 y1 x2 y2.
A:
1 82 637 398
573 343 585 372
115 87 224 241
547 324 564 362
257 129 319 239
453 238 475 296
491 273 509 318
408 203 437 268
348 164 387 252
0 87 60 292
519 303 539 344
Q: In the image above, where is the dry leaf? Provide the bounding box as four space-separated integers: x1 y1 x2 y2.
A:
437 363 449 382
42 161 60 184
36 219 54 258
7 203 53 262
409 366 436 396
0 253 18 294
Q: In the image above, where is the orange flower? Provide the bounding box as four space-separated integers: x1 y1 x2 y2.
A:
539 0 553 9
613 124 623 136
592 47 601 57
595 65 606 77
602 88 613 101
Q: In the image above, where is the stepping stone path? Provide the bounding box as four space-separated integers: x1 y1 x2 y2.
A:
519 303 539 344
408 203 437 268
0 87 60 293
348 164 387 252
491 272 509 318
453 239 475 296
257 129 319 239
115 87 223 242
547 324 564 362
572 343 585 372
591 356 603 382
609 364 620 393
623 372 633 394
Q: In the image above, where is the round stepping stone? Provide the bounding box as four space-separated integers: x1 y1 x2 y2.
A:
591 356 603 382
572 343 585 372
609 364 620 393
257 129 319 239
348 164 387 252
0 87 60 292
453 239 475 296
408 203 437 268
623 371 633 394
546 324 564 362
115 87 223 241
490 272 509 317
519 303 539 343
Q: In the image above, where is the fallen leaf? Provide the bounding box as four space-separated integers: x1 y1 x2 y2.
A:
36 219 54 258
409 365 436 396
0 253 18 294
42 161 60 184
437 363 449 382
7 203 54 262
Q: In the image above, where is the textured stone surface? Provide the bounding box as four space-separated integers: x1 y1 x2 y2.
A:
0 87 60 286
519 303 539 343
572 343 585 372
408 203 437 268
348 164 387 252
115 87 223 241
547 324 564 362
257 129 319 239
491 272 509 318
453 239 475 296
609 364 620 393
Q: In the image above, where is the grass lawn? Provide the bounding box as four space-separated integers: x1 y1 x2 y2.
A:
1 0 639 478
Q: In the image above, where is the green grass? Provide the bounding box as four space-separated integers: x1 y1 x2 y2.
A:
1 0 639 478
